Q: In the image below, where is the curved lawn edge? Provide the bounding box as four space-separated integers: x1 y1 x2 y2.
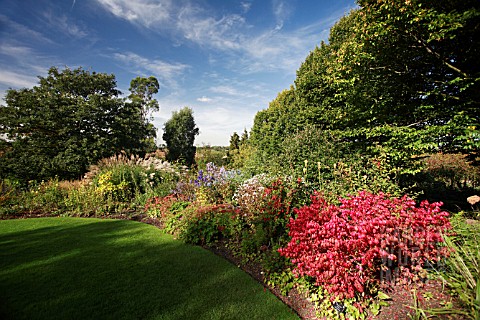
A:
0 217 299 320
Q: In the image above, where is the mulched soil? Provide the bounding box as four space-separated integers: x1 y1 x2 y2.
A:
2 212 466 319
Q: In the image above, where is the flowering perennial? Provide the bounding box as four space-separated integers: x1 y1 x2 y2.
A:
194 162 238 187
233 174 274 216
279 191 451 300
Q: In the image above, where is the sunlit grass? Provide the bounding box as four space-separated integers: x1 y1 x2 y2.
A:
0 218 298 320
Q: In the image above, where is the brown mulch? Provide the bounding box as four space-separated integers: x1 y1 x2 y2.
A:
1 212 466 319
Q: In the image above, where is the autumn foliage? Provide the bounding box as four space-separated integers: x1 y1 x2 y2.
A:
278 191 451 300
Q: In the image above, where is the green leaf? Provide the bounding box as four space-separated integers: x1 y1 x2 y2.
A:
377 291 391 300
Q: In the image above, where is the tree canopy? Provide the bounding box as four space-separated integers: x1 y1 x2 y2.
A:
0 67 159 182
249 0 479 177
229 132 240 151
163 107 199 166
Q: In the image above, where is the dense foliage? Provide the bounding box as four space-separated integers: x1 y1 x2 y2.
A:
248 0 479 184
0 67 159 182
1 154 478 318
279 192 451 300
163 107 199 166
1 1 479 318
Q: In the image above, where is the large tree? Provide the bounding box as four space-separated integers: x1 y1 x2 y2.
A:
364 0 479 161
250 0 479 177
128 76 160 123
162 107 199 166
119 76 161 154
0 67 159 182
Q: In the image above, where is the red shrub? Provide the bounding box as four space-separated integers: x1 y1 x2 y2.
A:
278 191 451 300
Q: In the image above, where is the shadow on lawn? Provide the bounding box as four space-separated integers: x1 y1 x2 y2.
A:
0 218 297 320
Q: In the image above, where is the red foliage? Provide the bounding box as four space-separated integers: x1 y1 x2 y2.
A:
144 194 183 217
278 191 451 300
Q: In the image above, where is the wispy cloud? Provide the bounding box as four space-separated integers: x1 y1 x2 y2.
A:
210 85 241 96
0 70 38 89
0 43 33 57
96 0 172 27
272 0 292 30
93 0 352 76
113 51 189 88
42 11 88 38
238 27 329 74
240 2 252 13
0 40 53 91
176 5 244 51
0 14 53 45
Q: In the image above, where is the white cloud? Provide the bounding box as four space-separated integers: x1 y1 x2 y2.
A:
272 0 292 30
209 82 265 100
93 0 351 76
0 70 38 89
238 28 327 74
194 106 256 146
0 42 52 92
240 2 252 13
0 43 33 57
176 5 244 51
113 52 189 88
95 1 246 50
197 96 212 102
152 100 256 146
96 0 172 27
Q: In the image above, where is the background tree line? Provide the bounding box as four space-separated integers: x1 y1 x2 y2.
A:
0 67 199 184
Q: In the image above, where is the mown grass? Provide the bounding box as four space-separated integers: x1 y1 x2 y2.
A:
0 218 298 320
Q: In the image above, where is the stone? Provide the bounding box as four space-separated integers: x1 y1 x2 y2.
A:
467 195 480 205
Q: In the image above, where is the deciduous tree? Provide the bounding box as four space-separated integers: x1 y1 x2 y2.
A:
250 0 479 180
0 67 159 182
162 107 199 166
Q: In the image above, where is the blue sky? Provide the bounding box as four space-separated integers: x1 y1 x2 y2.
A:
0 0 356 146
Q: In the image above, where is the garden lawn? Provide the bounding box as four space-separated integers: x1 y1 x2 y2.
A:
0 217 298 320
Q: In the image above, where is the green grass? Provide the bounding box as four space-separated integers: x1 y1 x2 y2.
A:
0 218 298 320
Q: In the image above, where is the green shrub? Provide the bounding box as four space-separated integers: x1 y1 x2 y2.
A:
145 194 190 222
425 154 480 190
0 179 22 216
88 155 181 214
414 153 480 212
195 145 228 168
63 184 105 216
178 204 236 245
263 126 404 203
15 179 67 215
